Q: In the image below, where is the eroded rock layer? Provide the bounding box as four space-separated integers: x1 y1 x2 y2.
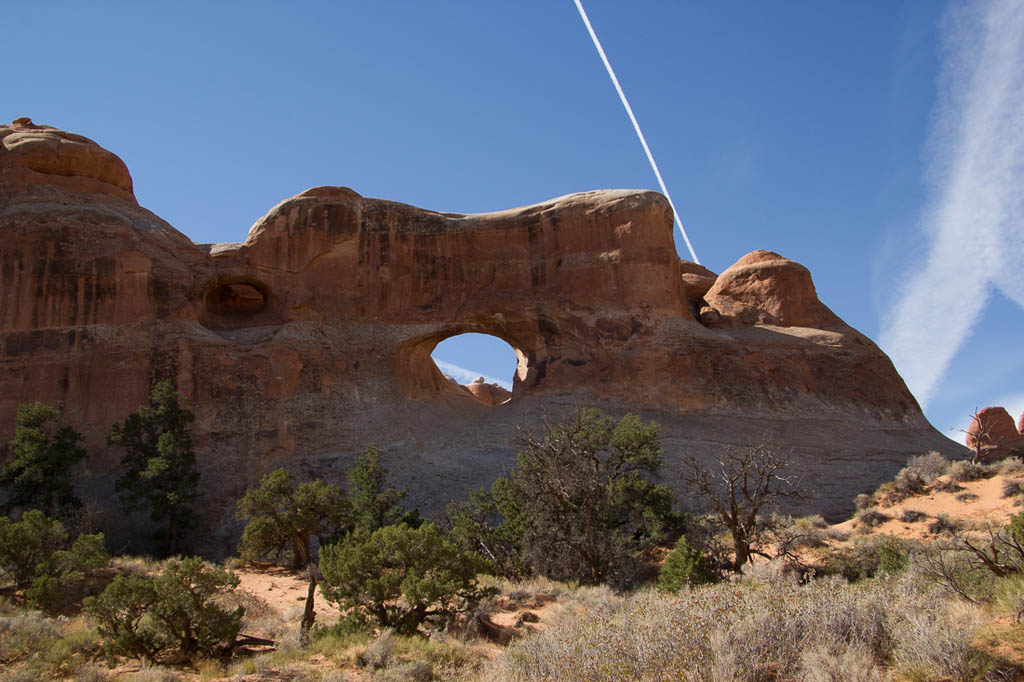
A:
0 121 962 553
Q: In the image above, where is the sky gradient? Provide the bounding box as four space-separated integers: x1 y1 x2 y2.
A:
4 1 1022 442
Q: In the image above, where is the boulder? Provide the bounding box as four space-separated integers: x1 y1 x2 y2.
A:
702 250 843 328
679 260 718 312
966 407 1024 462
464 379 512 406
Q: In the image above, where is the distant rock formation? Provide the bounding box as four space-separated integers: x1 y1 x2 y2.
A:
966 407 1024 462
464 377 512 406
0 120 963 553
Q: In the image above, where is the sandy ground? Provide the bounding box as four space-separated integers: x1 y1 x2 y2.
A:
833 472 1024 542
233 564 341 624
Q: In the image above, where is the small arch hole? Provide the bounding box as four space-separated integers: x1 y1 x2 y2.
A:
206 282 266 317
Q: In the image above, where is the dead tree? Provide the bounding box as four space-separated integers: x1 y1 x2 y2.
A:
681 440 805 570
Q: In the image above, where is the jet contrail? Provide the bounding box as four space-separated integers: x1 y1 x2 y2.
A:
879 0 1024 408
572 0 700 264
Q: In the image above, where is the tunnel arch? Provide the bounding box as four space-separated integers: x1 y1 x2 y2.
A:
395 320 546 403
431 333 517 406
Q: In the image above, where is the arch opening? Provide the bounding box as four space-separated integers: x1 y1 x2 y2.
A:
206 282 266 317
431 333 518 406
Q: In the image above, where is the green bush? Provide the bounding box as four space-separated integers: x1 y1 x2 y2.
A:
448 408 677 588
1 402 87 519
0 510 68 588
319 523 493 635
658 536 716 591
823 535 912 581
947 459 985 483
236 468 351 569
85 557 243 662
0 510 108 613
893 451 949 495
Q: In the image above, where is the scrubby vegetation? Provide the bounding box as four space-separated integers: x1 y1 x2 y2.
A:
446 408 678 588
5 395 1024 680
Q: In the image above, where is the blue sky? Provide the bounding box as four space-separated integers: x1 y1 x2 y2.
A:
4 1 1022 441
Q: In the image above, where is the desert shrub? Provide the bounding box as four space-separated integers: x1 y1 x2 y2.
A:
0 510 108 613
358 628 395 669
894 468 926 496
995 573 1024 622
900 509 927 523
948 459 986 483
0 510 69 588
376 660 434 682
896 452 949 492
658 535 717 591
870 481 904 507
0 611 62 665
891 600 990 680
822 535 912 582
483 575 915 682
133 667 180 682
1002 479 1024 498
84 557 243 662
997 457 1024 475
797 642 885 682
927 514 961 535
853 493 872 512
0 612 99 678
910 543 998 604
319 523 493 635
855 509 890 529
933 478 964 493
74 665 111 682
391 633 479 674
448 408 677 588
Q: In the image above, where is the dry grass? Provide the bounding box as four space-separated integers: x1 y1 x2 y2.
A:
480 570 999 682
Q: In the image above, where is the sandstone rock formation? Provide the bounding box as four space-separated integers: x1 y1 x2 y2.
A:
966 407 1024 462
0 120 964 554
464 378 512 407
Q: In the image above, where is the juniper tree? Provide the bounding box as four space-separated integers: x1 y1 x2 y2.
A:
1 402 86 519
109 381 199 556
449 408 677 588
236 468 351 569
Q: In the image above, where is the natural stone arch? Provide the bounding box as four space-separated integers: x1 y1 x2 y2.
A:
395 319 546 402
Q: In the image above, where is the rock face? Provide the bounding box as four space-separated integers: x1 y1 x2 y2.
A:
966 407 1024 462
0 121 963 554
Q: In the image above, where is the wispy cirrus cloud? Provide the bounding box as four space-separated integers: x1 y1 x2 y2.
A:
880 0 1024 408
433 359 512 390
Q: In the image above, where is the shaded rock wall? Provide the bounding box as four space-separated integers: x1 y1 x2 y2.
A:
0 120 963 554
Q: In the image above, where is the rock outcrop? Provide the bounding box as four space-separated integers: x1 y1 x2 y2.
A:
0 120 963 553
966 407 1024 462
464 378 512 406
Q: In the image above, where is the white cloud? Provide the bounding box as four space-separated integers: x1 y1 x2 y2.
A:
433 359 512 390
880 0 1024 408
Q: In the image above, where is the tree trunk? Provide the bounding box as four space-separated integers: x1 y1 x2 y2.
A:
299 561 323 648
733 536 750 570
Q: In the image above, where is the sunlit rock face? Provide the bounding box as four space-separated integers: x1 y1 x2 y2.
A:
966 407 1024 462
0 121 963 553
